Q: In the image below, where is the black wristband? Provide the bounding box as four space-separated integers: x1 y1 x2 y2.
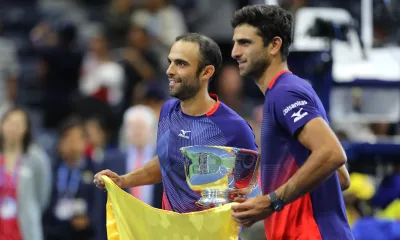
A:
269 191 284 212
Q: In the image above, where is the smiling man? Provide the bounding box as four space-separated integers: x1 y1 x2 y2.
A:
230 4 354 240
94 33 260 215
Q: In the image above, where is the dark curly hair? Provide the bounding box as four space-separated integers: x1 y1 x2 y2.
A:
231 5 294 61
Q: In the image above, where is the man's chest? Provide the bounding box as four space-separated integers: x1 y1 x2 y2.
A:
260 101 290 165
157 116 227 171
261 101 280 143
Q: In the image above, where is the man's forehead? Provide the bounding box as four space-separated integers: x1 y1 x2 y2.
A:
233 24 259 40
169 41 199 61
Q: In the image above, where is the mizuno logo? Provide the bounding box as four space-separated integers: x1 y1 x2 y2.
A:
291 108 308 123
178 130 191 139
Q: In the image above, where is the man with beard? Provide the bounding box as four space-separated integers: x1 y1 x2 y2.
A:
94 33 260 214
229 5 354 240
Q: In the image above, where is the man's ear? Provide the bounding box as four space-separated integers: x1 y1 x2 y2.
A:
269 36 282 57
200 65 216 82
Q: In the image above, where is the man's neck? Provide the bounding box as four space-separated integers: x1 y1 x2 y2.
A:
255 61 289 95
180 89 216 116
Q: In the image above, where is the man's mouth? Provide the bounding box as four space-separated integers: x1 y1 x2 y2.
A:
237 60 247 68
169 79 181 87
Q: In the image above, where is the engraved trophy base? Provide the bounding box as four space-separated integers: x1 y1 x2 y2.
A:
196 189 230 208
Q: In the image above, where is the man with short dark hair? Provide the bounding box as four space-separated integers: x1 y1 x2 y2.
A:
230 5 354 240
94 33 260 214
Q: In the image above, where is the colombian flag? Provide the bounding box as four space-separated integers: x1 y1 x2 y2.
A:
103 176 240 240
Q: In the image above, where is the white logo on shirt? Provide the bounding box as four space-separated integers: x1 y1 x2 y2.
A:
283 100 308 116
291 108 308 123
178 130 191 139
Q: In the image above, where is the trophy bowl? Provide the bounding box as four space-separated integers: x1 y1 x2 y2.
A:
180 145 261 208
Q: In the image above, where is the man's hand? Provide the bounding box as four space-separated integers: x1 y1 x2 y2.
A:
231 195 273 228
93 169 123 189
337 165 351 191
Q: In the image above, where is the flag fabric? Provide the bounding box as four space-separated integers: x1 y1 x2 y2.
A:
103 176 240 240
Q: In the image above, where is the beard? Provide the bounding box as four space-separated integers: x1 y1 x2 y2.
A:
169 75 201 101
241 53 271 80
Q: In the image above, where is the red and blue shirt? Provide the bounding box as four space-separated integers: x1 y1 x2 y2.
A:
261 71 354 239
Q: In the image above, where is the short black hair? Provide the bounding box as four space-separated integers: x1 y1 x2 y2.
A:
0 107 32 153
231 4 294 61
58 116 86 139
175 33 223 80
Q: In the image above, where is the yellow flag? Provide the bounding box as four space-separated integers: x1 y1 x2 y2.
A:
103 176 241 240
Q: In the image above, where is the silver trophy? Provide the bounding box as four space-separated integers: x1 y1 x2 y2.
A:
180 146 261 208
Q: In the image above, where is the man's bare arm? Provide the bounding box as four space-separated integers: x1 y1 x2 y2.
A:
94 155 162 189
275 117 347 204
120 155 162 188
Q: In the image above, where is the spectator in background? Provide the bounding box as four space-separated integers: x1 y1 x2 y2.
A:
343 172 375 227
84 114 117 165
119 105 161 205
133 82 169 119
115 24 161 112
131 0 187 69
103 0 133 49
43 117 98 240
0 24 19 117
118 105 158 172
37 22 84 130
216 64 254 120
30 21 58 48
371 165 400 212
0 107 51 240
79 30 125 111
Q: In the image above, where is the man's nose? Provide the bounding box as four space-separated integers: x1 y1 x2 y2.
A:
231 45 242 60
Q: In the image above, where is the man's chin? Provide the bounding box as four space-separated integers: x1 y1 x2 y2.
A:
239 69 249 77
168 90 180 99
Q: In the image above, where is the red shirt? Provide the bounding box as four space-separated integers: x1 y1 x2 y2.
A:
0 156 22 240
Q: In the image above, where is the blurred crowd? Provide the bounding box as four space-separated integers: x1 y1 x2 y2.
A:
0 0 399 240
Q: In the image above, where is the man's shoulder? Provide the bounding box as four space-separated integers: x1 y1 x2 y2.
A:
269 76 317 107
211 102 257 150
215 101 246 120
212 102 253 132
273 74 307 90
160 98 179 118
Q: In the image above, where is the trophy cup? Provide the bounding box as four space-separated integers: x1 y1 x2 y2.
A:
180 146 261 208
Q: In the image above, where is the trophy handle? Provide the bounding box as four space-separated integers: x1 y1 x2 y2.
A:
233 148 261 190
